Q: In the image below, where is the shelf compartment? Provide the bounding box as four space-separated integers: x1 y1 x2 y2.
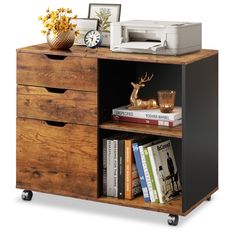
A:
97 195 182 216
99 120 182 138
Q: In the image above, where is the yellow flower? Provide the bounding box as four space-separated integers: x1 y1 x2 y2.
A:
39 8 79 35
66 8 72 14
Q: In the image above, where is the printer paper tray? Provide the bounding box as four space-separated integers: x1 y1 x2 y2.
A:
116 41 163 50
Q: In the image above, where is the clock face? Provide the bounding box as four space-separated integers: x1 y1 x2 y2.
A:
84 30 102 48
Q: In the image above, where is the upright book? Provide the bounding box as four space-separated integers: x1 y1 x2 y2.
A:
148 140 181 203
132 136 156 202
124 135 143 200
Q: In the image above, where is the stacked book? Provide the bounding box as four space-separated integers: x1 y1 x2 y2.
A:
103 134 181 203
112 105 182 127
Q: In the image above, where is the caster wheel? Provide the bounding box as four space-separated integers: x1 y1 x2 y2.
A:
168 214 179 226
21 190 33 201
207 196 211 201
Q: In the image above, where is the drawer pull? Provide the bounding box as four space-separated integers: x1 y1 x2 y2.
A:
45 121 66 127
45 87 67 94
45 54 67 60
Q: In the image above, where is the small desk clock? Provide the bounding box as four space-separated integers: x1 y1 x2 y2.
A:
84 30 103 48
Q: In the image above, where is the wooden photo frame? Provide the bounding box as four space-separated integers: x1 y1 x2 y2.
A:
72 18 99 46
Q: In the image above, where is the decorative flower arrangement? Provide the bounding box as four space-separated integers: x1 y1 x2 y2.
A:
38 8 79 36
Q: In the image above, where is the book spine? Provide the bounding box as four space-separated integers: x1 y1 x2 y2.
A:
114 139 118 197
112 115 181 127
144 147 159 203
131 164 142 198
125 140 132 200
110 140 115 197
118 139 125 199
148 146 164 203
139 146 155 202
132 143 151 202
106 139 112 197
112 109 181 121
103 139 107 196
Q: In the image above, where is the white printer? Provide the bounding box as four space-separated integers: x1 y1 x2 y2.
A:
110 20 201 55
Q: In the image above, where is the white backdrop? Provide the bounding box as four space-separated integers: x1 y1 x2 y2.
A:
0 0 235 235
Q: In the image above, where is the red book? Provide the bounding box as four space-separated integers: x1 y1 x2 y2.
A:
112 115 181 127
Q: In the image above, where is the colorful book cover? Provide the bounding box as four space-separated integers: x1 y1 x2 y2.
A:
144 146 160 203
132 142 151 202
139 142 156 202
150 140 181 203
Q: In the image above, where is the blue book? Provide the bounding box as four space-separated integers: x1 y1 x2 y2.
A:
132 142 151 202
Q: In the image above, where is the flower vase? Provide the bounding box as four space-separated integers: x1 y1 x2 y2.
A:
47 30 75 50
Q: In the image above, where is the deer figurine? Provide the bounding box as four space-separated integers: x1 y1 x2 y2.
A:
128 73 158 110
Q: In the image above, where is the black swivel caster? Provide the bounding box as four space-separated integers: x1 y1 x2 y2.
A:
21 190 33 201
207 196 211 201
167 214 179 226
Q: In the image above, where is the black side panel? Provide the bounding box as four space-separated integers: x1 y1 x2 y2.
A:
182 54 218 213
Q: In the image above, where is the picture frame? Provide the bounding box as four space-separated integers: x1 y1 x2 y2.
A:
71 18 99 46
88 3 121 46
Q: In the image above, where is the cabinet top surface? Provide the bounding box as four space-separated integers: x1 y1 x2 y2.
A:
17 43 218 65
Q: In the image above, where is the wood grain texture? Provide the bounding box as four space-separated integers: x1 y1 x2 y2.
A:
17 85 97 126
16 118 98 198
97 195 183 215
17 43 218 65
99 120 182 138
17 52 97 91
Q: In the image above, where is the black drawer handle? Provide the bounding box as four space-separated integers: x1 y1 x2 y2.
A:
45 121 66 127
45 87 67 94
45 54 67 60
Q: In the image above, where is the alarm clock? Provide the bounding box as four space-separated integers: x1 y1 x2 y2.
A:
84 30 103 48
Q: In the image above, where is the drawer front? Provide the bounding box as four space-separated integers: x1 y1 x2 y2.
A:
17 52 97 92
16 118 98 198
17 85 97 126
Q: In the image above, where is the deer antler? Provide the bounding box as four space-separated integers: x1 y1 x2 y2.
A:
139 72 154 84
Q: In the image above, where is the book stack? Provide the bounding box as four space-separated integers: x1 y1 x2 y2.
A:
103 134 181 203
112 105 182 127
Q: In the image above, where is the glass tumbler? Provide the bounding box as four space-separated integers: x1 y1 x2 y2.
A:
157 90 176 113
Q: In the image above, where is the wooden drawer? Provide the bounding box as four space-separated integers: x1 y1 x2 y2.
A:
17 52 97 92
16 118 98 198
17 85 97 126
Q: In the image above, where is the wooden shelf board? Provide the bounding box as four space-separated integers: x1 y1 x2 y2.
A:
97 195 183 215
17 43 218 65
99 120 182 138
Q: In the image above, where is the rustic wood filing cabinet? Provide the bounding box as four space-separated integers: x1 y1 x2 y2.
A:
16 44 218 225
